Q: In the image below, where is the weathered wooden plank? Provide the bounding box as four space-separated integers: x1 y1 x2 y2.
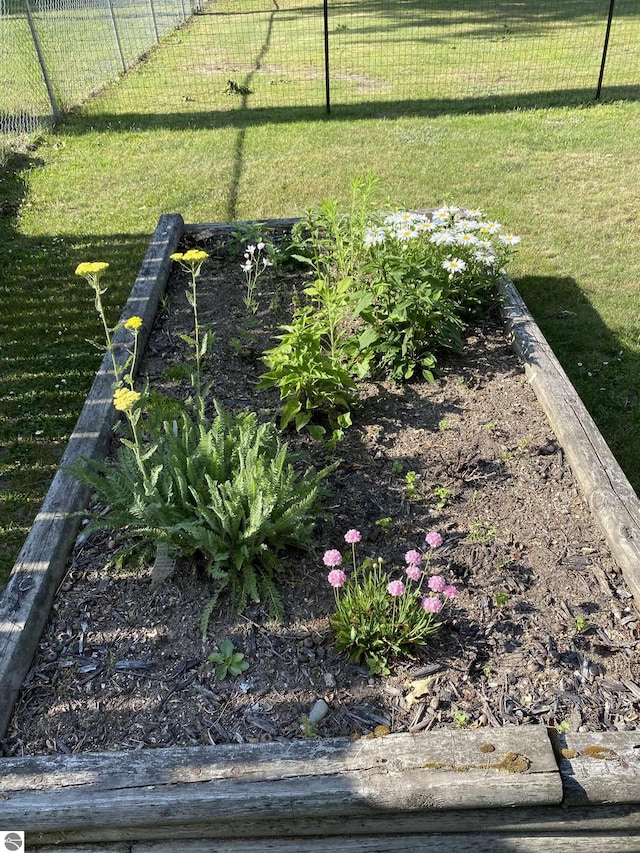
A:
0 213 185 740
0 728 556 793
555 731 640 805
32 833 640 853
1 730 561 844
20 802 640 849
499 278 640 610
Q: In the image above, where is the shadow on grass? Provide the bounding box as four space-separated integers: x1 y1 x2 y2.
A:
0 152 153 588
59 84 639 138
514 273 640 496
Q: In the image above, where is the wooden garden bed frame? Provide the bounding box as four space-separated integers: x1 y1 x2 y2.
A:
1 214 639 850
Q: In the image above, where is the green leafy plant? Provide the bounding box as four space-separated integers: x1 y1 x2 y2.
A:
494 590 510 608
453 710 468 728
291 172 381 282
325 529 457 676
404 470 420 501
72 400 333 626
300 716 318 737
208 639 250 680
575 615 589 633
431 485 452 510
259 308 356 440
467 520 497 544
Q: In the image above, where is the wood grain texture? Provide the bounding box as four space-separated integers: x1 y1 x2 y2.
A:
499 277 640 610
1 730 560 844
554 730 640 805
0 214 185 740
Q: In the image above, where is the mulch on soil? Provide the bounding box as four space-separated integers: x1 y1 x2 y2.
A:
5 229 639 757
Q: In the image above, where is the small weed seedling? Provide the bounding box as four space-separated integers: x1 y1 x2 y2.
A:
208 640 250 680
494 591 510 608
575 615 589 634
453 710 468 728
431 485 451 510
467 521 497 545
300 716 318 737
404 470 420 501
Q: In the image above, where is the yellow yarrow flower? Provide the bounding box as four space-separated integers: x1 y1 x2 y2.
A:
182 249 209 263
75 262 110 277
171 249 209 269
113 387 141 412
124 315 143 331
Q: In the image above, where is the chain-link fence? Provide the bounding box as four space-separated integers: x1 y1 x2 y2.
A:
1 0 202 139
2 0 639 142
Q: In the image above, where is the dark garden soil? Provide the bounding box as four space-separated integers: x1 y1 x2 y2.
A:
5 227 640 757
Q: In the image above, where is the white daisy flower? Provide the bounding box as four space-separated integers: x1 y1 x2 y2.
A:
364 227 387 247
431 208 451 225
396 227 419 242
498 233 521 246
480 221 502 234
456 232 479 246
457 218 482 231
474 250 497 266
430 230 457 246
442 258 467 274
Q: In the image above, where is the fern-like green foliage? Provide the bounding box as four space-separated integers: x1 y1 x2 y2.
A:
68 401 334 624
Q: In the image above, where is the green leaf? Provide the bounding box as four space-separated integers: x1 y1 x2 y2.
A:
307 424 326 441
280 397 302 429
358 326 378 349
219 639 234 658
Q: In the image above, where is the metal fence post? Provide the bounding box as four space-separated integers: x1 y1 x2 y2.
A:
323 0 330 113
106 0 127 72
148 0 160 43
23 0 60 120
596 0 616 100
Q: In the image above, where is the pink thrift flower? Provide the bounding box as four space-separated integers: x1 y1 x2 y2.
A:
404 549 422 566
387 580 406 597
425 531 443 549
422 595 443 614
443 584 458 598
327 569 346 588
406 564 422 582
323 549 342 568
344 529 361 544
428 575 447 593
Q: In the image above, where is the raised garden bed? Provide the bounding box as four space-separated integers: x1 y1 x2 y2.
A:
0 213 639 849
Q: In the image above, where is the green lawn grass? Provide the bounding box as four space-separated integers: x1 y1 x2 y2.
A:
1 1 639 589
